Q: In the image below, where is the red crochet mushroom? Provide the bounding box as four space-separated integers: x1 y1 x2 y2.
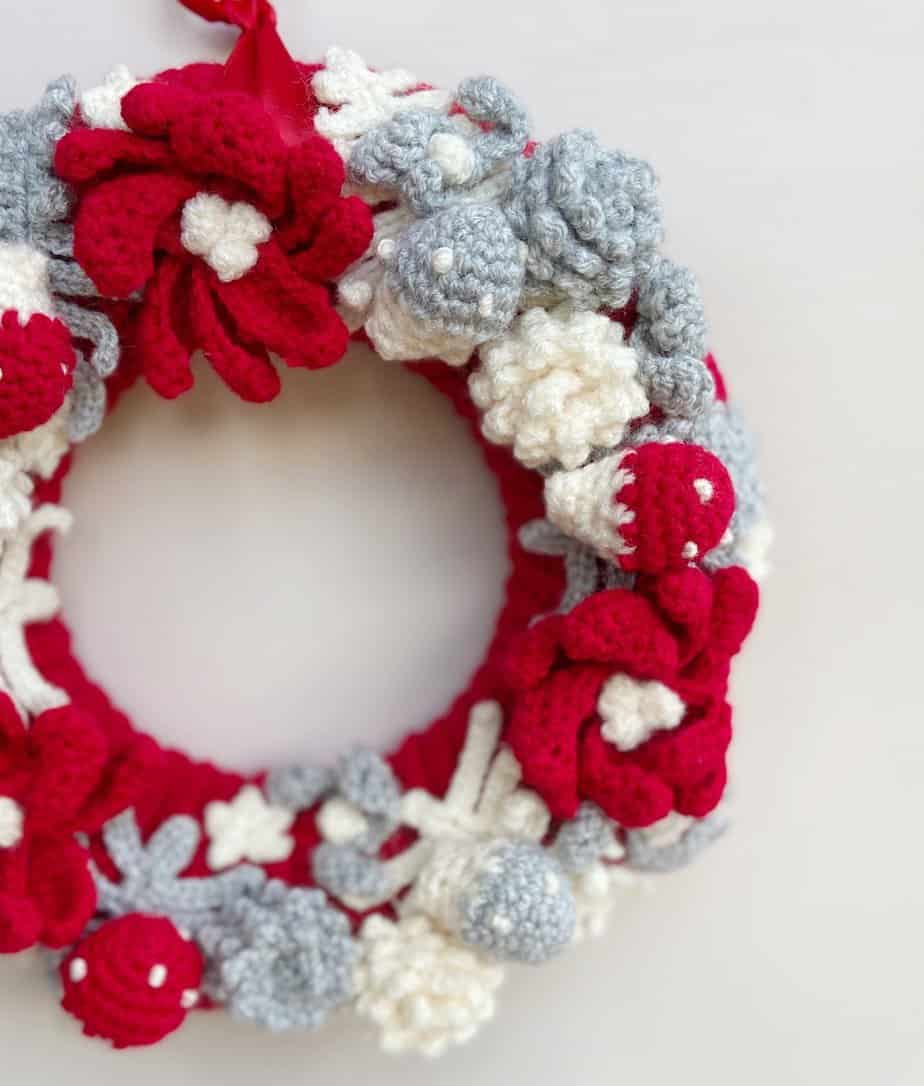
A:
61 914 203 1048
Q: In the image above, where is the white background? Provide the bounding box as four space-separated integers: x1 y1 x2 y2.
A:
1 1 923 1082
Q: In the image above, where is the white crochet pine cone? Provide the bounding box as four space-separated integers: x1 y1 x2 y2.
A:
354 913 504 1057
470 305 649 469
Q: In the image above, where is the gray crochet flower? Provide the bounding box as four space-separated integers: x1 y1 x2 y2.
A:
504 129 662 310
456 842 576 964
0 77 119 439
93 810 266 932
197 880 356 1032
348 76 529 215
386 202 525 342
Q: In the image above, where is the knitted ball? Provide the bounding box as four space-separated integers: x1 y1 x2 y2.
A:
60 914 203 1049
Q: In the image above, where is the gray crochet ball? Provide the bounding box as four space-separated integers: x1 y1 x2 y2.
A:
457 842 576 964
198 880 356 1032
503 129 662 310
388 202 525 340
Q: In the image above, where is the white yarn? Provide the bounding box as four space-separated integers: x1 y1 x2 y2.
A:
0 795 24 849
180 195 272 283
0 243 54 321
80 66 139 130
203 785 295 870
570 861 644 942
0 504 71 716
4 406 71 480
470 306 648 469
313 47 450 172
354 913 504 1058
636 811 695 850
543 452 637 561
0 457 33 542
597 673 686 751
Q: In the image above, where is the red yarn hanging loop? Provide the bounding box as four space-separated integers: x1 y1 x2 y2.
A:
178 0 276 31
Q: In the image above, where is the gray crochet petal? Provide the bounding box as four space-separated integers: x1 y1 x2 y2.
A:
144 815 201 878
265 765 334 812
625 810 729 872
312 842 388 900
388 202 524 340
68 355 107 443
634 257 707 359
55 299 119 377
633 349 716 418
336 748 401 822
555 803 619 873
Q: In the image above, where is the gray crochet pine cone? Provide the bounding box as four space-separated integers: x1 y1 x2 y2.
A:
197 880 356 1032
387 203 525 340
456 842 576 964
503 129 662 310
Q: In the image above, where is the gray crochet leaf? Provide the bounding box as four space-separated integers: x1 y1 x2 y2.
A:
93 810 266 931
336 748 401 822
554 803 620 874
625 809 729 872
504 129 662 310
197 879 356 1032
348 75 528 215
312 841 388 901
457 842 576 964
388 202 525 340
264 765 335 812
68 354 108 443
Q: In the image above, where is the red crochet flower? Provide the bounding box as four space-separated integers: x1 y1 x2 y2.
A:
54 69 373 403
503 566 758 826
0 695 158 952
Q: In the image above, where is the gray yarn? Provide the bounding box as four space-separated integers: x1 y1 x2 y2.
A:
633 258 707 360
625 809 729 872
197 880 356 1032
633 350 716 419
92 810 266 932
388 202 525 340
554 803 619 874
54 298 119 377
68 354 107 442
628 401 764 569
312 842 388 901
265 765 335 812
336 748 401 823
518 518 634 613
503 129 662 310
457 842 575 963
348 76 529 216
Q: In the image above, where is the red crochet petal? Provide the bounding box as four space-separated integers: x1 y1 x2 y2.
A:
633 703 732 795
73 172 198 297
0 891 42 953
501 613 566 693
645 566 715 663
290 196 374 282
77 734 163 835
188 267 281 402
562 588 679 678
54 128 173 185
280 135 347 248
505 664 609 820
674 761 728 818
708 566 759 659
213 242 350 370
0 693 26 777
0 311 75 440
25 707 109 833
164 91 289 217
580 726 674 827
137 259 195 400
28 835 96 949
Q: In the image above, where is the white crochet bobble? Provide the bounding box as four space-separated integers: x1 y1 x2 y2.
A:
470 305 649 470
180 195 272 283
0 243 54 321
354 913 504 1057
543 451 637 562
80 66 139 130
597 674 686 751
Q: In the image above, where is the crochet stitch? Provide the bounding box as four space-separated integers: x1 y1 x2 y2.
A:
0 0 767 1058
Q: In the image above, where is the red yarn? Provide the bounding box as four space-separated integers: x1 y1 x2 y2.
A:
616 442 736 573
0 695 160 950
55 72 372 402
61 914 203 1048
0 311 75 439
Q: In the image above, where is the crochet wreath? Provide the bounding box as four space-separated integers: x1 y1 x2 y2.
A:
0 0 769 1056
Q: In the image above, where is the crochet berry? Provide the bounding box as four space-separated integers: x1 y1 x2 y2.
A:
0 311 74 439
61 914 204 1048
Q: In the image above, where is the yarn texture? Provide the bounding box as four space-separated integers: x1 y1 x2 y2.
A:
0 0 767 1060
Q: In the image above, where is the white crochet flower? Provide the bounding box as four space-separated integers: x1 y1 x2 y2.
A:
180 194 272 283
80 66 139 131
470 305 649 469
204 785 295 870
597 673 686 752
354 913 504 1057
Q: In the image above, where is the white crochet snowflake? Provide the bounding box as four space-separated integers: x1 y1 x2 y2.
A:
354 912 504 1057
313 47 450 165
204 785 295 870
470 305 649 470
